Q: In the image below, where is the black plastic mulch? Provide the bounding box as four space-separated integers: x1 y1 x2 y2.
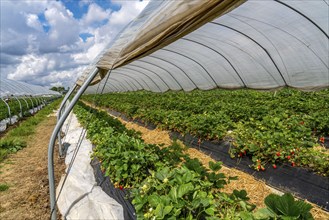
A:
169 131 329 211
91 157 136 220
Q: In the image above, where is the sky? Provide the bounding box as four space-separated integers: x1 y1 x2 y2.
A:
0 0 149 89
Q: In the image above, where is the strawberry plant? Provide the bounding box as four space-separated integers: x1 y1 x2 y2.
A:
253 193 314 220
93 133 160 187
132 161 253 219
230 113 318 171
75 102 188 187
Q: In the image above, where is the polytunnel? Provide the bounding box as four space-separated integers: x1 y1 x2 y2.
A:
49 0 329 219
0 78 60 97
79 0 329 93
0 78 60 132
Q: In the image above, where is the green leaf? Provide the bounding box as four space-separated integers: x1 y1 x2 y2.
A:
192 198 202 208
264 194 280 213
208 173 217 182
239 201 247 211
200 198 210 207
134 204 144 212
163 206 173 216
205 207 215 216
276 193 300 217
239 211 254 220
169 187 177 202
177 183 194 198
295 200 313 216
123 163 128 171
264 193 312 219
209 161 222 171
156 167 170 181
155 203 164 219
148 194 162 207
234 189 249 200
182 170 193 183
173 208 181 216
253 208 276 219
228 176 238 183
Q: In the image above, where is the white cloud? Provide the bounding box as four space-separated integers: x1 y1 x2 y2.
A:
26 14 43 32
44 2 79 44
79 0 93 7
110 1 149 26
81 3 109 25
8 54 49 80
1 0 149 88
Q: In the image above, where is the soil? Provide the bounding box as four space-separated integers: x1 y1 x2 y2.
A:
0 115 65 220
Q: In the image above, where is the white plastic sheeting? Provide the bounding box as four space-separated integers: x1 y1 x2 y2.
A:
0 116 19 132
84 0 328 93
0 78 60 97
57 113 124 219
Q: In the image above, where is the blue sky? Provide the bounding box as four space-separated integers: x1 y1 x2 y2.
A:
0 0 148 88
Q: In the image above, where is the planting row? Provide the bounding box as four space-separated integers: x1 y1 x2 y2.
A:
0 98 61 162
0 96 55 121
73 101 315 219
82 89 329 176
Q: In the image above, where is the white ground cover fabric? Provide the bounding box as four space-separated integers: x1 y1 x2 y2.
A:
56 113 124 219
0 116 19 131
0 120 6 132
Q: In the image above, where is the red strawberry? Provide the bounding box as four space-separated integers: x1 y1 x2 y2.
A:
299 121 304 125
238 152 243 157
261 166 265 171
119 185 124 190
276 152 280 157
257 165 261 170
273 164 277 169
320 137 325 143
244 151 247 155
291 162 295 167
287 155 291 160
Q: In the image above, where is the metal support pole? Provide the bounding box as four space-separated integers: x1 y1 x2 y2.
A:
41 97 46 106
48 68 99 220
21 97 29 116
58 86 77 121
1 98 11 124
57 85 77 157
35 97 40 110
33 97 40 111
38 97 44 108
13 97 23 118
27 96 34 114
37 97 43 109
